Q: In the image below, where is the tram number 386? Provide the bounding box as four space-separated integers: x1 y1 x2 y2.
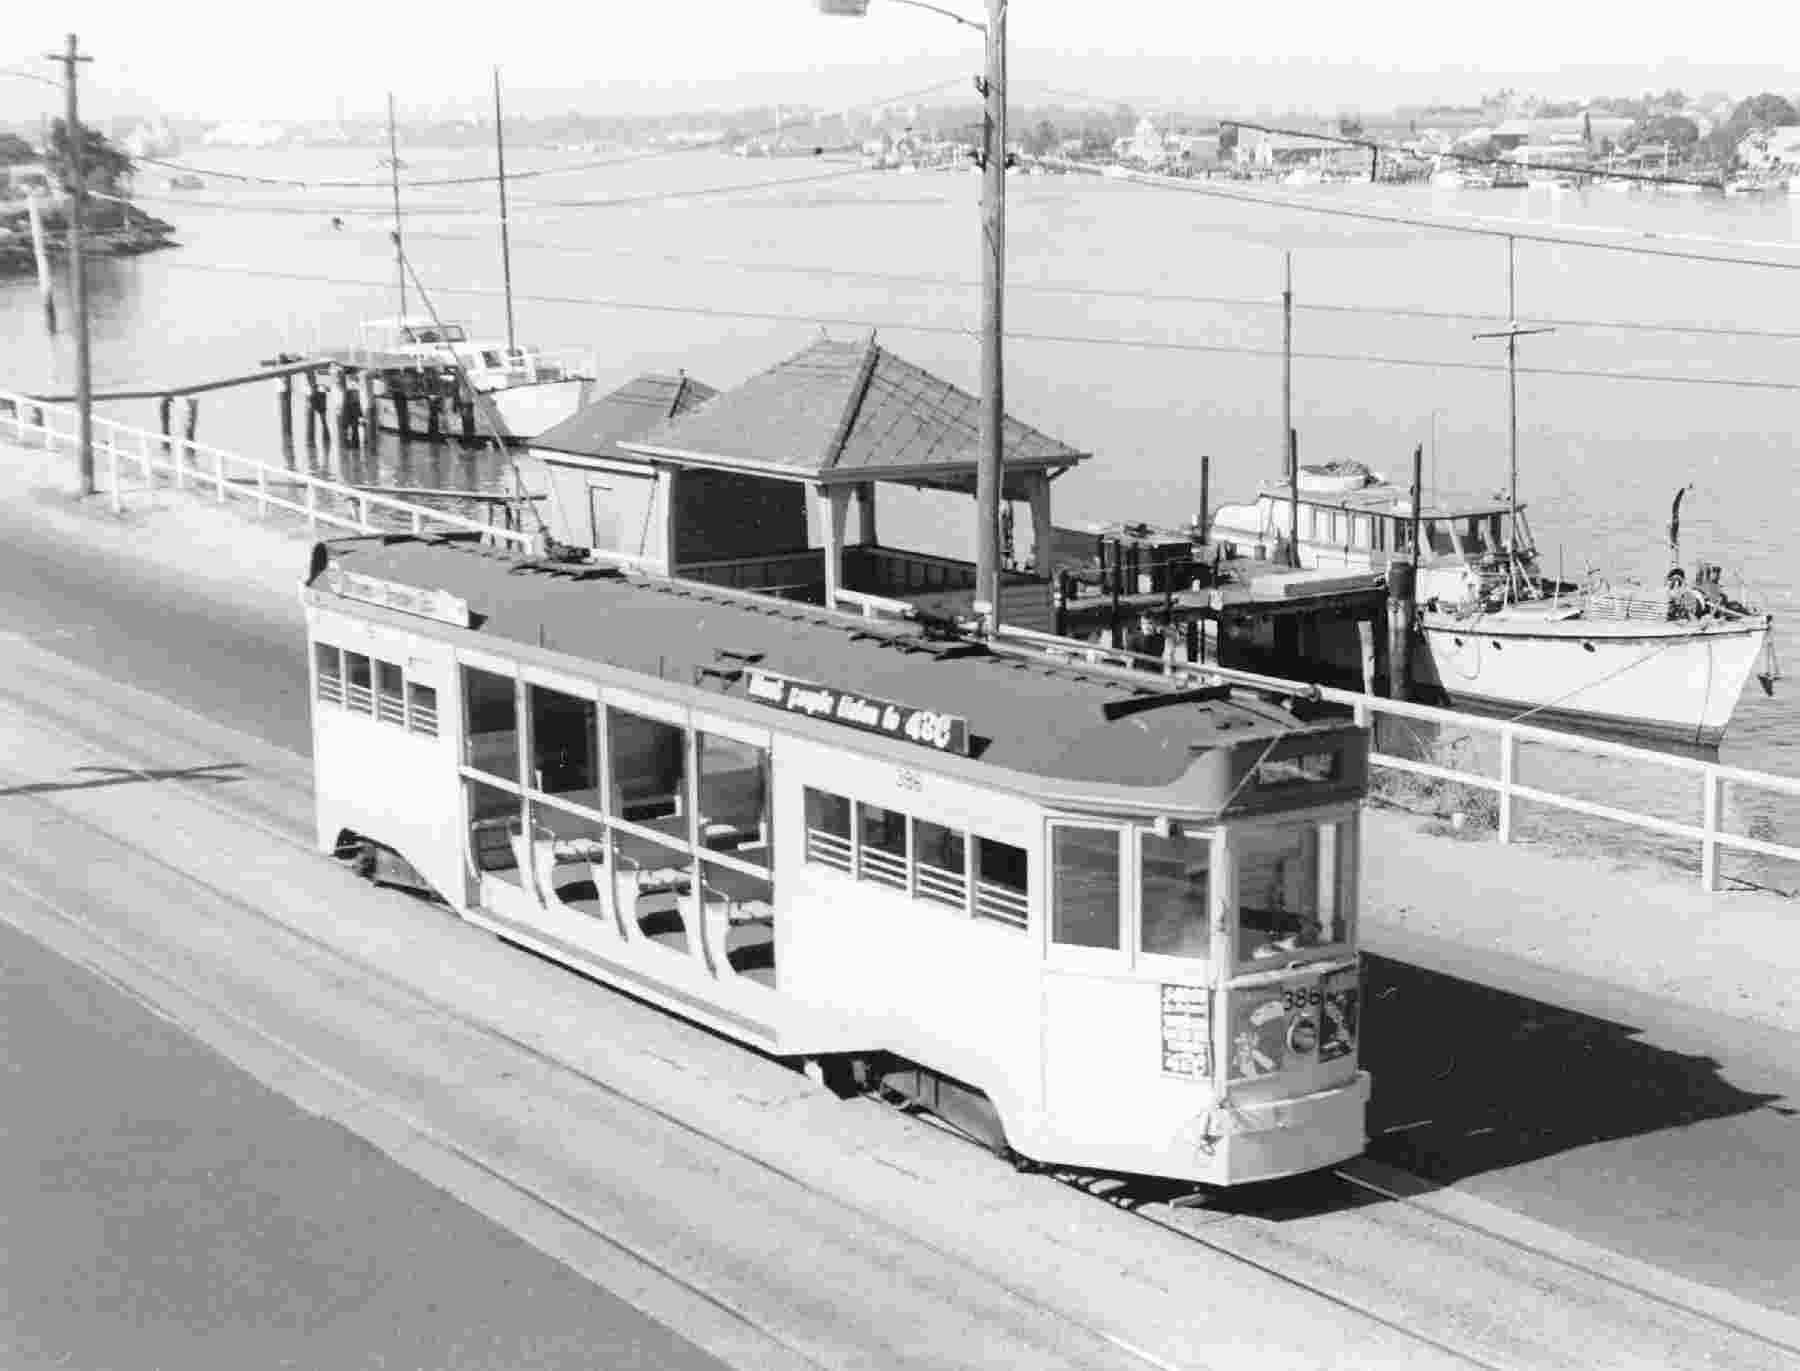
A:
1282 986 1323 1012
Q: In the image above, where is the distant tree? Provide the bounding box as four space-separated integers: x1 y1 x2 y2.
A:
46 118 133 195
1731 92 1799 128
1633 114 1699 155
1025 118 1059 156
0 130 36 165
1217 123 1239 155
1110 103 1137 139
1337 114 1364 138
1659 88 1689 110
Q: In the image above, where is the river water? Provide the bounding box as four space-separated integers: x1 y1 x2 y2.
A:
3 147 1797 880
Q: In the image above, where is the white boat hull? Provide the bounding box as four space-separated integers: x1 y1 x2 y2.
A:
1416 612 1772 746
372 378 594 444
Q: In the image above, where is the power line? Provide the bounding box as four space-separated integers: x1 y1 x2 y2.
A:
150 256 1800 394
408 233 1800 344
123 75 970 191
110 163 888 219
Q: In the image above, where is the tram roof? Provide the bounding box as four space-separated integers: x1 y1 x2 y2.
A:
309 535 1351 791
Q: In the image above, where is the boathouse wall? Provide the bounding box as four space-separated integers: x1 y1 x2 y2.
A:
671 468 808 565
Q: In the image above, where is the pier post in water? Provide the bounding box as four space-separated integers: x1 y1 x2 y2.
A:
391 379 411 441
458 381 477 444
302 373 319 448
278 376 293 452
1385 442 1425 701
158 394 173 455
358 370 377 450
424 382 442 442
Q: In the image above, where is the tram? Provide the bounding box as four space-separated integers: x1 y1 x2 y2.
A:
302 533 1372 1186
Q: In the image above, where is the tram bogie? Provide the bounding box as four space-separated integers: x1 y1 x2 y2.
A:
303 535 1374 1187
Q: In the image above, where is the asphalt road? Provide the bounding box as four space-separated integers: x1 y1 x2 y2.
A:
3 496 1798 1329
0 509 733 1370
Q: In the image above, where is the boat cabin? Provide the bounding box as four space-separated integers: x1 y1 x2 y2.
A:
356 317 580 392
525 335 1091 632
1211 461 1535 580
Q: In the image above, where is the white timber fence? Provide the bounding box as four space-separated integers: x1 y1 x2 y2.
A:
1000 626 1800 895
0 389 534 551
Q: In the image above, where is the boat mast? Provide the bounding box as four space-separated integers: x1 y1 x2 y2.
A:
1473 234 1553 560
493 66 516 353
386 92 406 317
1282 251 1299 566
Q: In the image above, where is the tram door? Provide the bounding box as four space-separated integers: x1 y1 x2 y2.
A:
1039 818 1152 1150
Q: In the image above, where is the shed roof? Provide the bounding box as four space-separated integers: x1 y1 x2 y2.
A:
532 372 720 462
309 535 1351 795
618 334 1090 489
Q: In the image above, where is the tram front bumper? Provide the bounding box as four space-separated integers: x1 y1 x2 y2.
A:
1191 1070 1372 1186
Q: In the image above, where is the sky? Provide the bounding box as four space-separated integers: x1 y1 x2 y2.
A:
7 1 1800 124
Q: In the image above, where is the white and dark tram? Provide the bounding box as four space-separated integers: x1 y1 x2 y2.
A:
303 534 1372 1186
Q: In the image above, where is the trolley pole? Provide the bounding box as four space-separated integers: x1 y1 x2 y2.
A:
50 34 94 496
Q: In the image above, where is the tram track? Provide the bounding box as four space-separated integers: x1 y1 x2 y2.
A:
3 646 1798 1370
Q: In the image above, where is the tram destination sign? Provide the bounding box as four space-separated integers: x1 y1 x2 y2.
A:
743 667 969 755
326 566 471 628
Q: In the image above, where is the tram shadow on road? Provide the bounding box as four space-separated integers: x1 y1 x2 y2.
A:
1086 951 1792 1224
1354 952 1789 1188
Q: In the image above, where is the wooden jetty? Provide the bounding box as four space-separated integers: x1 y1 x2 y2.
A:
1049 521 1394 696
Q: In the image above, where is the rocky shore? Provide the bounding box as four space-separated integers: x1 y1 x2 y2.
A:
0 201 177 273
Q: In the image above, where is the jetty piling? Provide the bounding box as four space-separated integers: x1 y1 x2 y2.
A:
158 395 173 455
1385 442 1424 701
278 376 293 451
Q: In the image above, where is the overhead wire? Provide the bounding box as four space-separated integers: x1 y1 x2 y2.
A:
123 74 971 191
146 256 1800 395
397 233 1800 345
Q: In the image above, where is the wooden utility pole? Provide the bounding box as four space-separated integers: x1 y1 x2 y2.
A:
386 94 406 317
973 0 1007 636
493 67 516 352
49 34 94 494
1385 442 1424 701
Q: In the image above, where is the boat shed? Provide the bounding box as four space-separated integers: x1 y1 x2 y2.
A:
594 333 1091 629
522 372 723 554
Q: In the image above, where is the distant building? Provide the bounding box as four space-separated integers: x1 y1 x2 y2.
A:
1129 116 1165 165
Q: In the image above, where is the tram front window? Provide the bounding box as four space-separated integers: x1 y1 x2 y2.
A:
1141 827 1211 959
1234 819 1351 968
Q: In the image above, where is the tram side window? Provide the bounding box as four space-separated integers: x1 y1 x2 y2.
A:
913 819 967 911
407 682 439 737
344 653 374 715
974 836 1029 930
608 707 685 822
698 733 771 869
463 667 519 782
314 644 343 705
803 787 852 872
530 685 598 804
1051 826 1120 950
857 803 908 891
375 660 405 726
1141 828 1211 958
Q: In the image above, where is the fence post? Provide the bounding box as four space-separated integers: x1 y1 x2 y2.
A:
411 509 424 536
257 465 269 518
1352 698 1372 729
1497 726 1516 844
1701 769 1721 892
306 480 318 533
107 432 120 515
358 493 372 532
174 439 186 491
215 448 227 502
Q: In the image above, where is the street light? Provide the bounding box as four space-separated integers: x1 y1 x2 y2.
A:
818 0 1008 635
